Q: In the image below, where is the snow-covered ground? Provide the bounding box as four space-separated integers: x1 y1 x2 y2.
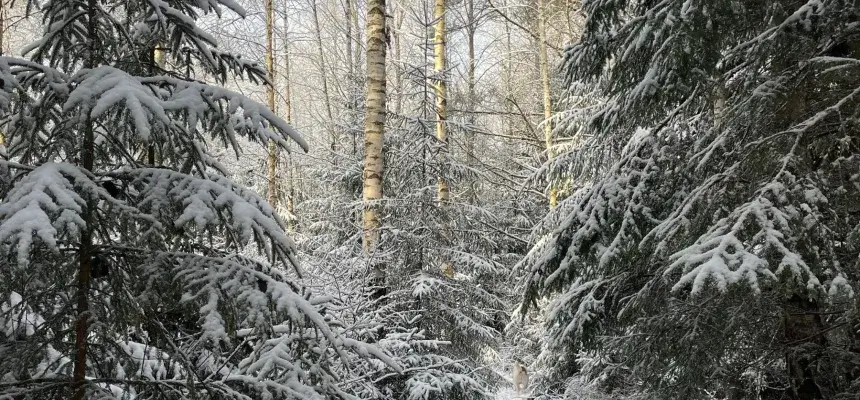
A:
490 347 535 400
495 384 533 400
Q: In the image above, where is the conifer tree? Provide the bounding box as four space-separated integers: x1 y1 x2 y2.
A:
523 0 860 398
0 0 398 397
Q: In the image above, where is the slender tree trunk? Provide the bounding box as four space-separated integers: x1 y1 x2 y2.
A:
393 5 405 116
312 0 336 151
464 0 478 204
346 0 354 77
345 0 361 155
566 0 577 43
465 0 476 111
433 0 449 202
363 0 386 256
0 0 6 147
0 0 4 56
283 1 296 128
283 6 296 231
503 0 514 141
783 295 826 399
777 70 825 400
73 0 99 398
345 0 361 78
538 0 557 208
148 44 166 165
351 0 361 73
266 0 279 209
73 128 94 400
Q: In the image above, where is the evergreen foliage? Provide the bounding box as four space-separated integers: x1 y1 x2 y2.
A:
0 0 399 397
289 40 521 399
523 0 860 398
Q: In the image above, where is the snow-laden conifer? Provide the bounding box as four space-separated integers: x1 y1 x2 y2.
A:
0 0 399 398
523 0 860 398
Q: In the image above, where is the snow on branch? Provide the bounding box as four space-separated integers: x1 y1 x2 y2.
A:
145 251 402 396
524 127 664 293
546 278 607 341
64 67 171 142
155 252 319 343
0 163 97 267
129 168 299 269
61 67 306 156
664 178 824 296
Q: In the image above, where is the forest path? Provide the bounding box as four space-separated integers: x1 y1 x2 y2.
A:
490 348 535 399
494 384 525 400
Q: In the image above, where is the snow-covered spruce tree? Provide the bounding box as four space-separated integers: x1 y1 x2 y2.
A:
0 0 399 398
522 1 860 399
286 28 521 396
286 72 506 400
365 54 513 399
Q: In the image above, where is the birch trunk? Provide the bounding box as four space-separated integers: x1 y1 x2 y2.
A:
538 0 557 208
363 0 386 255
153 46 165 68
150 42 166 165
433 0 449 202
266 0 278 208
283 2 295 231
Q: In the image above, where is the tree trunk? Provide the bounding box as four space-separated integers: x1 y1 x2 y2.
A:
73 1 98 397
265 0 278 209
777 68 825 399
393 5 404 116
282 3 295 231
363 0 386 256
351 0 361 71
345 0 354 77
783 295 826 399
73 122 95 400
566 0 578 43
73 150 94 400
311 0 336 151
433 0 449 203
0 0 5 147
345 0 361 78
538 0 557 208
503 0 514 141
0 0 4 56
464 0 478 204
149 44 165 165
153 45 165 68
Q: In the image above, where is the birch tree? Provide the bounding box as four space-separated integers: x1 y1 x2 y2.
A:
281 0 296 230
433 0 449 203
538 0 556 209
363 0 386 256
265 0 278 207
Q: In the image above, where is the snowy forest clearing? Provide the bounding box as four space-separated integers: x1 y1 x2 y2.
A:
0 0 859 399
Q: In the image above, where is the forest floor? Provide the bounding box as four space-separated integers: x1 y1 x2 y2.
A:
491 348 535 399
494 384 528 400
